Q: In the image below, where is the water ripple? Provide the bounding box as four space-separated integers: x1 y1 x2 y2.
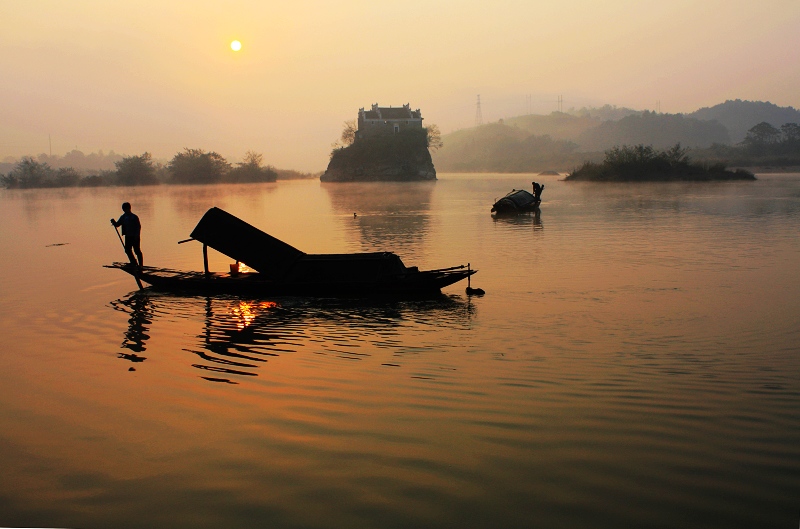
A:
110 292 476 382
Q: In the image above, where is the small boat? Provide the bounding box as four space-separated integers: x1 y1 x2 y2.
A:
107 207 476 297
491 182 544 214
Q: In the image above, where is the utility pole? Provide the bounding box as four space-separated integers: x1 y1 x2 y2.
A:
49 134 52 157
475 95 483 126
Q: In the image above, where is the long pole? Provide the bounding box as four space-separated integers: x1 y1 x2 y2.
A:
113 224 143 289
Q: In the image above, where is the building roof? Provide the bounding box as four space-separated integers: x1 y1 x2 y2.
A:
380 107 414 119
360 104 422 121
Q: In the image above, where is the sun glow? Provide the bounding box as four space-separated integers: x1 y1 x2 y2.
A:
230 40 242 52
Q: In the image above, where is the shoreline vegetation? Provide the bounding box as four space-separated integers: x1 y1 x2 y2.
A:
5 101 800 188
565 144 756 182
433 101 800 173
1 149 319 189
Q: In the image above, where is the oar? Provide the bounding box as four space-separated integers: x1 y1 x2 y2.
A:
112 223 143 290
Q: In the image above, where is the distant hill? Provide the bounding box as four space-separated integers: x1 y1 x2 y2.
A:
688 100 800 143
501 112 600 141
435 110 731 172
433 122 583 172
577 111 730 151
566 104 641 122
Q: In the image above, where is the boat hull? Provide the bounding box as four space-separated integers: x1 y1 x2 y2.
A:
491 189 541 214
106 263 476 298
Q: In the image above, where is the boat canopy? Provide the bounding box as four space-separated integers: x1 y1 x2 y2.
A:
190 207 408 281
190 207 305 277
502 189 536 208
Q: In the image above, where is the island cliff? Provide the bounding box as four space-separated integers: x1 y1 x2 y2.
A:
321 103 437 182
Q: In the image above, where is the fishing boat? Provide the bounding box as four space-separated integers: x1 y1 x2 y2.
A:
491 182 543 214
106 207 476 297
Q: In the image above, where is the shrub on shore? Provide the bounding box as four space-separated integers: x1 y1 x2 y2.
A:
565 144 756 181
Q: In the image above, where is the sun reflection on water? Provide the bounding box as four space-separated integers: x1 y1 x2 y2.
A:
230 300 279 330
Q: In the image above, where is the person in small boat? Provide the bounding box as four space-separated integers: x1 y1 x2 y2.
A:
111 202 143 268
532 181 544 200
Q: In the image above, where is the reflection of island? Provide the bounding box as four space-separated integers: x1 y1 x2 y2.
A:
322 182 435 253
166 183 278 218
110 293 154 362
110 293 475 384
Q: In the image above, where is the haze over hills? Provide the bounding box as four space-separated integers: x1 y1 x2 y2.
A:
576 112 730 151
688 100 800 143
4 99 799 178
433 100 800 172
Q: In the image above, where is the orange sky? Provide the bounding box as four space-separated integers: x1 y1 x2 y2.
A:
1 0 799 171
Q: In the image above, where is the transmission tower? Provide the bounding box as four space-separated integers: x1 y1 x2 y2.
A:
475 95 483 126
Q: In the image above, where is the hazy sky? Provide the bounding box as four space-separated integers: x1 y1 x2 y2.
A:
2 0 799 171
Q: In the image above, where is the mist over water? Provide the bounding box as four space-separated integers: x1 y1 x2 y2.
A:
1 174 799 528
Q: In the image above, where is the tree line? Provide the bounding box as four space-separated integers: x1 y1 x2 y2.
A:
689 121 800 167
565 144 755 182
435 102 800 172
741 122 800 154
0 149 287 189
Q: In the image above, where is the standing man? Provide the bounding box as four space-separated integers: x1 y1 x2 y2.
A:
111 202 143 268
532 181 544 201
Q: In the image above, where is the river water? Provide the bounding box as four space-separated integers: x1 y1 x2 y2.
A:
0 174 798 528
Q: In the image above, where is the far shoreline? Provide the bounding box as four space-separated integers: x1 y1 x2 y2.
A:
564 144 756 183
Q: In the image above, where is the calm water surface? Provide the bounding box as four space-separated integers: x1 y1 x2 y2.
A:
1 174 799 528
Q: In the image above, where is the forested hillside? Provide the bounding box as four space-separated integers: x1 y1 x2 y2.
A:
432 122 586 172
576 112 729 151
434 100 800 172
689 100 800 143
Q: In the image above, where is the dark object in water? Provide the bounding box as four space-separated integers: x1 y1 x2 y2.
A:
491 182 543 214
464 262 484 296
106 207 476 297
118 352 146 362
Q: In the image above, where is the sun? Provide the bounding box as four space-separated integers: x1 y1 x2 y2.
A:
230 40 242 52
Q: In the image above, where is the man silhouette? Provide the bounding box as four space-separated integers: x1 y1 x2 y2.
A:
532 181 545 200
111 202 143 268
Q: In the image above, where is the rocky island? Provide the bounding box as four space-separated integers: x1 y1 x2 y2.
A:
565 144 755 182
321 103 437 182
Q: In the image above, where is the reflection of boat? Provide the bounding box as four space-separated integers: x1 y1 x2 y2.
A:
491 183 543 214
111 292 476 383
492 207 543 229
107 207 476 297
